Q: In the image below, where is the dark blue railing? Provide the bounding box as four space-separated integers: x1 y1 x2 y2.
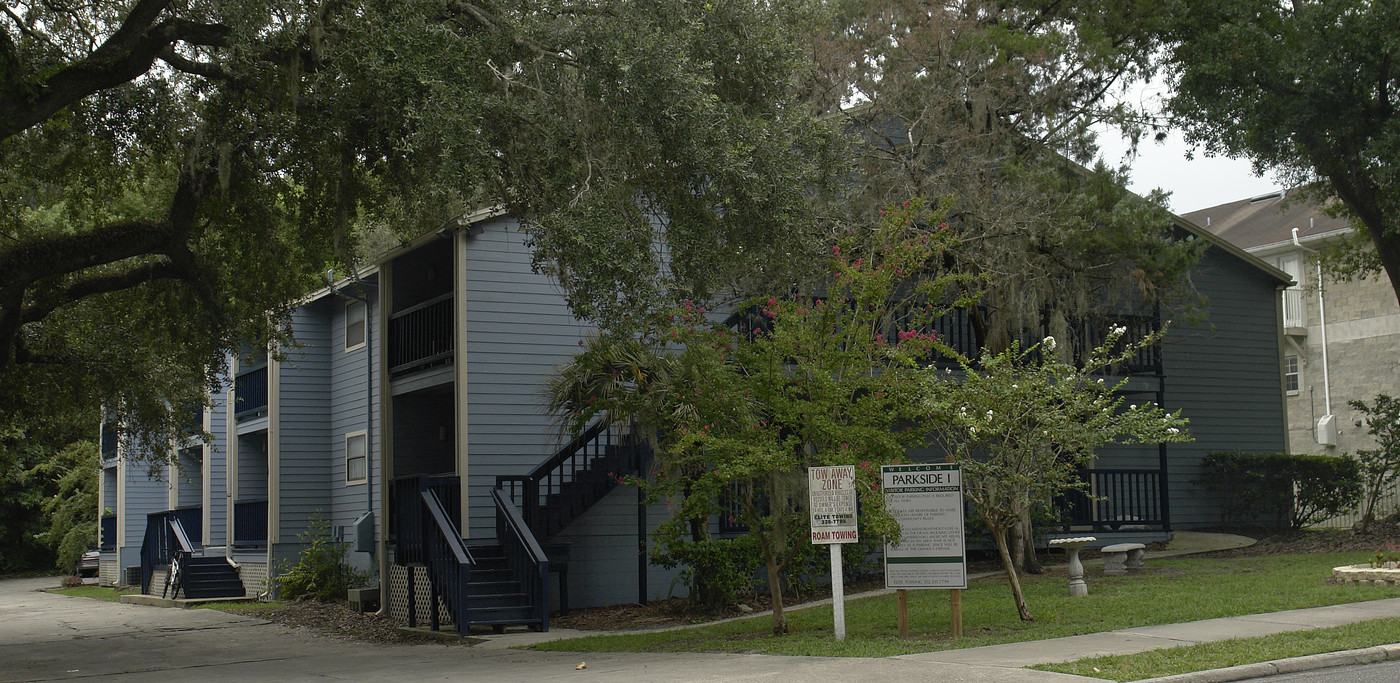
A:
138 506 201 594
496 419 644 539
100 514 117 551
388 293 454 376
492 488 550 631
419 488 475 632
100 423 119 461
234 365 268 419
392 475 459 566
232 498 267 548
1059 469 1166 532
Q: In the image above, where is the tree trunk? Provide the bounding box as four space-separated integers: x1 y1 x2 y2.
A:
992 525 1034 621
766 554 787 634
1017 511 1044 574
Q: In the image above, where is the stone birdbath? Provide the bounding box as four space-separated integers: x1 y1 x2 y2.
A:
1050 536 1097 597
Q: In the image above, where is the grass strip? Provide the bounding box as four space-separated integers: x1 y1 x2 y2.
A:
51 586 136 602
1035 617 1400 681
530 551 1399 658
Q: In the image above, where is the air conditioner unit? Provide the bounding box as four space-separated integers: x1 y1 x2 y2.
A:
1317 414 1337 446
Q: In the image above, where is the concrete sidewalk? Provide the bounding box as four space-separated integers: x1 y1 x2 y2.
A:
474 531 1400 681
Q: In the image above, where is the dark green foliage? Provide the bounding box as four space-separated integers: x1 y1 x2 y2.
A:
1201 452 1362 529
652 533 763 610
32 441 99 573
1 0 838 469
275 514 370 602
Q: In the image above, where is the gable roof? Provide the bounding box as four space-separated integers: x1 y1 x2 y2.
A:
1182 189 1351 251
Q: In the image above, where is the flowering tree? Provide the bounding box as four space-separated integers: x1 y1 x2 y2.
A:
921 328 1191 621
551 199 967 633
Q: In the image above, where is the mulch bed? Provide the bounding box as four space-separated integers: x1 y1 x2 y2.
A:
230 522 1400 642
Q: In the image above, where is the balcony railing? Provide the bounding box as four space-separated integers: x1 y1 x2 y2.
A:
100 423 119 461
100 514 117 551
1283 287 1304 328
234 366 268 419
1058 468 1166 533
388 293 454 376
232 498 268 548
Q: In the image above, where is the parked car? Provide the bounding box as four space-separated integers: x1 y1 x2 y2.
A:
76 549 99 578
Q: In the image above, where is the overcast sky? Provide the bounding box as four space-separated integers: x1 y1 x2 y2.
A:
1092 79 1285 215
1096 128 1283 215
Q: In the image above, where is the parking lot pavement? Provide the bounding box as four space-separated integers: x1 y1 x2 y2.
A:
0 577 1089 683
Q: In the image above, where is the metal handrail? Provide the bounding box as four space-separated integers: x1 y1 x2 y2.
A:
492 488 549 631
419 489 474 631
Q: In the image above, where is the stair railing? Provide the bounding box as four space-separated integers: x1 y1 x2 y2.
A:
496 418 644 539
163 516 196 599
491 488 550 631
419 487 475 631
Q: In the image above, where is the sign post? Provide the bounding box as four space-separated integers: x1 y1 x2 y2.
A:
882 463 966 638
809 465 858 641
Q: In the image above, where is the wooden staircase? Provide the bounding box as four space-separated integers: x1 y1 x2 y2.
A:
177 557 246 599
393 419 647 635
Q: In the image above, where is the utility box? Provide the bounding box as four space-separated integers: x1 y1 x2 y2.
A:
353 511 374 553
1317 414 1337 446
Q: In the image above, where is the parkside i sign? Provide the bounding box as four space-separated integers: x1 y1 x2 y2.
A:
809 465 858 544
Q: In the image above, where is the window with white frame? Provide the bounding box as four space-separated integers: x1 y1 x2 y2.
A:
346 431 367 484
1284 355 1300 394
345 300 366 352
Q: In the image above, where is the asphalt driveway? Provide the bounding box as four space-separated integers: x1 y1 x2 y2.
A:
0 577 1084 682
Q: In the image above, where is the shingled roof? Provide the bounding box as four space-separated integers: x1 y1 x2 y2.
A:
1182 189 1351 250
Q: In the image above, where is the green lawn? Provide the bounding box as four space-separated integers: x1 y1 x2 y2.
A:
1036 617 1400 681
51 585 136 602
531 551 1398 658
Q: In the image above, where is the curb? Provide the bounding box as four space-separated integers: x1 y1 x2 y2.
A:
1138 643 1400 682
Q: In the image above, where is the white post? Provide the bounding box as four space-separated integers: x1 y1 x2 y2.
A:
830 542 846 641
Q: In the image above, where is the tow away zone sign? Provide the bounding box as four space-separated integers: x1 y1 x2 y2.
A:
808 465 858 544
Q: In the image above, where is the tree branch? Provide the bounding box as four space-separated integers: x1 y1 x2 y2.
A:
444 0 579 67
0 4 230 140
158 46 228 79
19 259 186 325
0 218 178 291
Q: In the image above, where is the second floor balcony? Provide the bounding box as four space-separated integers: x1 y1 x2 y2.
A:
234 365 268 420
389 293 454 376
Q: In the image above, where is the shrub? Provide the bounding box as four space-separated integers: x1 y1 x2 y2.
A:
1201 452 1362 529
275 513 371 602
651 533 762 609
1349 394 1400 526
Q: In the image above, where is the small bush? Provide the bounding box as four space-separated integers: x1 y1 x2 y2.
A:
275 513 371 602
1201 452 1362 529
652 534 763 609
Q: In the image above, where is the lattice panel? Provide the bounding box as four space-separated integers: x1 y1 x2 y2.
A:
99 559 119 587
238 561 268 597
386 564 453 627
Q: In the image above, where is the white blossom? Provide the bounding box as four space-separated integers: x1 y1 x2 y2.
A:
1167 427 1180 435
1110 324 1127 335
1042 336 1057 352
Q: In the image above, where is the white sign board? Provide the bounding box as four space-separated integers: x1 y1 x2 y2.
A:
882 464 966 589
809 465 858 544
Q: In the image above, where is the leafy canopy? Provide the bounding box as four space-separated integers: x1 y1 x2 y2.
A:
0 0 837 459
1162 0 1400 305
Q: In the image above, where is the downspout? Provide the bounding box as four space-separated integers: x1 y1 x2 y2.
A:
1291 226 1333 436
329 268 378 563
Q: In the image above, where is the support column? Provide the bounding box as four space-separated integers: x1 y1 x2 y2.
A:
453 229 471 536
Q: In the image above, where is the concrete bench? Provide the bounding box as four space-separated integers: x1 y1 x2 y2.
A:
1101 542 1146 575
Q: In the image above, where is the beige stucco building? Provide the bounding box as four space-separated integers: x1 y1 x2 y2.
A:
1187 190 1400 458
